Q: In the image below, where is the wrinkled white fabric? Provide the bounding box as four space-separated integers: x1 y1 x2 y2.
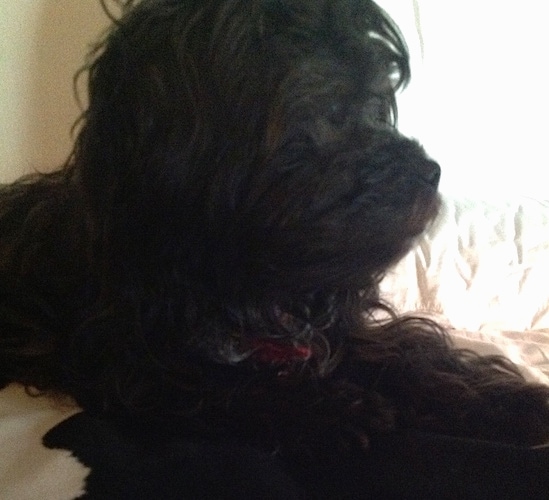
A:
380 195 549 385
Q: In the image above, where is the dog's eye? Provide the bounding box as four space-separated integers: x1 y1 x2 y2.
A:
327 97 391 129
363 96 391 125
388 61 402 89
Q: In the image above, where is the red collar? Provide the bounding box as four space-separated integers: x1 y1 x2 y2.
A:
249 338 312 365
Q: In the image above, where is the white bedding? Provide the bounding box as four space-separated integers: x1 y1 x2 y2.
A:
0 385 86 499
380 195 549 385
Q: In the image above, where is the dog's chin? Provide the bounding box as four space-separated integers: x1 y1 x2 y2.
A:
407 187 441 238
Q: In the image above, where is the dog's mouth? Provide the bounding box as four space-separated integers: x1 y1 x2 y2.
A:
401 156 442 238
404 185 440 241
408 187 441 237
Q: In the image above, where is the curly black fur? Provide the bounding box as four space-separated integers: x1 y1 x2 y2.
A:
1 0 548 468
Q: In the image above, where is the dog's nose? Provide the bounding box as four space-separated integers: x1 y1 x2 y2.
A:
418 160 441 187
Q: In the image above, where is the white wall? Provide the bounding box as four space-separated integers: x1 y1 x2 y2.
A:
0 0 108 182
382 0 549 198
1 1 547 197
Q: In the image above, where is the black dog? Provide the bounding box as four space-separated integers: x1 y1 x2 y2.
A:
1 0 548 496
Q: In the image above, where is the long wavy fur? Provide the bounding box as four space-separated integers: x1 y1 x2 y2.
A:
1 0 548 461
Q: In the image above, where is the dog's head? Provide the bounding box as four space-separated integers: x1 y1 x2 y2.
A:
73 0 440 364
